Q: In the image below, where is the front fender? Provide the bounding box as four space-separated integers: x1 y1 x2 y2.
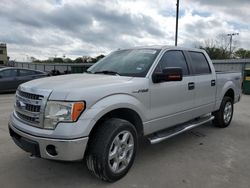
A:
78 94 147 137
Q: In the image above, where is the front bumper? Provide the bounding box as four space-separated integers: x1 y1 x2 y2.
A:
9 122 89 161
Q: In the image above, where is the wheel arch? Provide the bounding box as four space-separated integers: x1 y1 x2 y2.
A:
89 108 144 140
220 80 236 103
224 88 235 102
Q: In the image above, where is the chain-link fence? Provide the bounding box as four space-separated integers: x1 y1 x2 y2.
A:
7 59 250 75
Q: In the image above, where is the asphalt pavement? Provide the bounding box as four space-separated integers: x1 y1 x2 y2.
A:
0 93 250 188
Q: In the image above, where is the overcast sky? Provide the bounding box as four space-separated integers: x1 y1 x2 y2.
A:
0 0 249 61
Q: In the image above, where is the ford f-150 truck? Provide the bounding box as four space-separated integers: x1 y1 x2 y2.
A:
9 46 241 182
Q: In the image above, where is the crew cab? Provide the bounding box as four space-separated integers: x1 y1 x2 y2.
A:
9 46 241 182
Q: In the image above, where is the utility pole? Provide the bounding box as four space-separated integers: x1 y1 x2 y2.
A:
175 0 179 46
227 33 239 57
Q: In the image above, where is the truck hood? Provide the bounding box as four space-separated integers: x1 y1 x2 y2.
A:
20 73 146 105
22 73 133 91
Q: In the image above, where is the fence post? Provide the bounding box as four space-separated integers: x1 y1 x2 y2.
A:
242 61 246 77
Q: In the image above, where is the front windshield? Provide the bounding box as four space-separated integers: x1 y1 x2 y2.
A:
87 48 161 77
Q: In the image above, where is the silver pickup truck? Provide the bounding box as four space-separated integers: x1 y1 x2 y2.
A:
9 46 241 182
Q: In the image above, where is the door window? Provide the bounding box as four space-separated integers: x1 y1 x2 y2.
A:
18 69 34 77
155 50 189 75
0 69 17 78
189 52 211 74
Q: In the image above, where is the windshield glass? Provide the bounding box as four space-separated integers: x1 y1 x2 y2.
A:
87 49 161 77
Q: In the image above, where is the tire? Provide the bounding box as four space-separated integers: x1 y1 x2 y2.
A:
212 96 234 128
85 118 138 182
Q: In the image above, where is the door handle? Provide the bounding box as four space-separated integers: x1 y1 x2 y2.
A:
211 80 216 86
188 82 195 90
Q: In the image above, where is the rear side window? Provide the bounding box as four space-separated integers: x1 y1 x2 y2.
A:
189 52 211 74
18 69 34 77
34 71 43 75
155 50 189 75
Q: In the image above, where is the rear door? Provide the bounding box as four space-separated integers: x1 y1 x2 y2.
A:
187 51 216 117
148 50 195 133
0 69 18 91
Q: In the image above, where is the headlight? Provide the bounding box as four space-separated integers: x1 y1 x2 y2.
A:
44 101 85 129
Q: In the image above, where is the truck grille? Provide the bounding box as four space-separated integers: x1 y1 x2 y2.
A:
18 90 43 100
16 111 40 124
25 103 41 112
15 89 44 128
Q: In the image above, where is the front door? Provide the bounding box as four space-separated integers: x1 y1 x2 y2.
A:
145 50 195 134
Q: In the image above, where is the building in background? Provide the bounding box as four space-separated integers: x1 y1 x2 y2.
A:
0 43 8 64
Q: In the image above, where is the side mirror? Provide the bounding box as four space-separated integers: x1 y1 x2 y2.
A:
152 67 183 83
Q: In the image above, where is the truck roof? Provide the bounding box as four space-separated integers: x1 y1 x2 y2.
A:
122 45 206 53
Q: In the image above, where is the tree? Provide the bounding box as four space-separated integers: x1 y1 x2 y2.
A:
195 34 240 59
22 54 106 64
64 58 73 63
96 54 105 61
89 58 97 63
30 56 37 62
73 57 83 63
196 37 230 59
234 48 250 59
200 46 230 59
53 57 64 63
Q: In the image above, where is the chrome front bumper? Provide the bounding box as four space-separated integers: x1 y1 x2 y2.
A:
9 122 89 161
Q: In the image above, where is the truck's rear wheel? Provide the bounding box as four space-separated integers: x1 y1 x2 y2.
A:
212 96 234 128
85 118 137 182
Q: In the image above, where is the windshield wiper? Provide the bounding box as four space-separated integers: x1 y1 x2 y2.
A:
94 70 120 76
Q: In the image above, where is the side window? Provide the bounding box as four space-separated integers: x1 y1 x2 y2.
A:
189 52 211 74
34 71 42 75
18 69 34 77
0 69 17 78
155 50 189 75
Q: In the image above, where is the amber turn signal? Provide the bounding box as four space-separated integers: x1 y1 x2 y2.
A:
72 102 85 121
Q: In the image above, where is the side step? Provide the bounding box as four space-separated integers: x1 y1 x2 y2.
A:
148 115 214 144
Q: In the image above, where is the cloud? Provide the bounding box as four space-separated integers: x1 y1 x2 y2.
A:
0 0 249 61
184 0 250 23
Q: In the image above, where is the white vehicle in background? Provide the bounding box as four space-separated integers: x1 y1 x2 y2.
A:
9 46 241 182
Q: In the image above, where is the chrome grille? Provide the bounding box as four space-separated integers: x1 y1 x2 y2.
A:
25 103 41 112
15 89 45 128
18 90 43 100
16 111 40 124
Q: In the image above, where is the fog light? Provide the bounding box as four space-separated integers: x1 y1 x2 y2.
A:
46 145 58 156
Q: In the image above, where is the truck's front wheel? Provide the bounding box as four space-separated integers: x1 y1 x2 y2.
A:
212 96 234 128
85 118 137 182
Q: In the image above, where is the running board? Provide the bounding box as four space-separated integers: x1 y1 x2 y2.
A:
148 115 214 144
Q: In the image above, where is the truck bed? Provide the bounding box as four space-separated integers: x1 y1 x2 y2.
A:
215 71 242 107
